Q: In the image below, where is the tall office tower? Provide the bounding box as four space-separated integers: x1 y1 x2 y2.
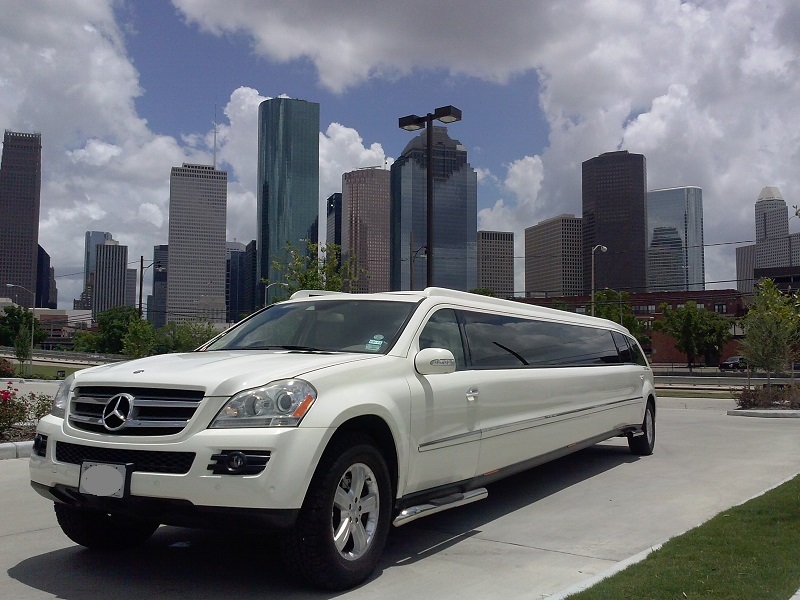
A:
326 193 342 247
167 163 228 324
735 186 800 293
226 241 246 322
257 98 320 303
36 245 51 308
93 240 128 317
582 150 648 295
477 231 515 298
125 268 137 307
243 240 258 311
646 186 705 292
75 231 113 308
390 126 477 291
525 214 583 297
0 131 41 307
148 244 168 329
342 168 391 292
755 186 790 268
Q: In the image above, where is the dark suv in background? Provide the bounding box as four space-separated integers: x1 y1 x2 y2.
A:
719 355 747 371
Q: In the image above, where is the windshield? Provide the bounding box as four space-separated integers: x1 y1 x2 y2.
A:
203 299 417 354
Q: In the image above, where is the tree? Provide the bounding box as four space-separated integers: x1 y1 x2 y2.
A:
72 330 100 353
739 279 797 385
593 289 649 345
0 305 45 347
122 319 157 358
468 288 496 297
13 323 31 374
96 306 140 354
267 241 362 298
156 320 218 353
653 301 731 370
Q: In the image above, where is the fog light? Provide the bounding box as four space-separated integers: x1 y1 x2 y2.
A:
226 451 247 473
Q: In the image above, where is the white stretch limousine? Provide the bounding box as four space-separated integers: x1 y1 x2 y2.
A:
30 288 656 590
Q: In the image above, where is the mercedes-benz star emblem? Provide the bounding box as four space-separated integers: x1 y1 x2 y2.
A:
102 393 135 431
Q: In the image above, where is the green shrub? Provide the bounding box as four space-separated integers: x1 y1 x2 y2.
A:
0 359 14 378
0 380 53 440
737 385 800 409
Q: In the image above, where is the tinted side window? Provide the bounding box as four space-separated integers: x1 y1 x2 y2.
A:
460 311 620 369
627 335 649 367
612 331 634 363
419 309 467 370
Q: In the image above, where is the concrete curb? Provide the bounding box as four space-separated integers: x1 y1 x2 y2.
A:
727 409 800 418
0 440 33 460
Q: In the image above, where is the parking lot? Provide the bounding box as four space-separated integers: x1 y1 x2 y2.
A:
1 396 798 599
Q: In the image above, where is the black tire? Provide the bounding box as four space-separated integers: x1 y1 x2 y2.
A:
54 503 159 550
628 400 655 456
282 433 392 591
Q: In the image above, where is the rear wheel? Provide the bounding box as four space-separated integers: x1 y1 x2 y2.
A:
282 433 392 591
628 400 655 456
54 503 159 550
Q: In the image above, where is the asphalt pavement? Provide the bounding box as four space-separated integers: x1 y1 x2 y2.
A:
1 394 799 598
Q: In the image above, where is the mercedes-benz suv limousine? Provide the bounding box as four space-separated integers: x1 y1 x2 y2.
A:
30 287 656 590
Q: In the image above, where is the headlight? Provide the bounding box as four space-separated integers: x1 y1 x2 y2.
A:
51 373 74 418
209 379 317 428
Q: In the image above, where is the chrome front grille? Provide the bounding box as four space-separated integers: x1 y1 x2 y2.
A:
69 386 205 436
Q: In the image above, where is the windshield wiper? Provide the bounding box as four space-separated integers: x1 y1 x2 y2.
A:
249 345 331 353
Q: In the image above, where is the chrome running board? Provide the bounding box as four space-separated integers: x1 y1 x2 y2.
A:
392 488 488 527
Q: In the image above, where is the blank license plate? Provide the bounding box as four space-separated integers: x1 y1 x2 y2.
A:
79 462 127 498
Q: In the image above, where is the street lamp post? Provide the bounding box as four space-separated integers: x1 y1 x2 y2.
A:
591 244 607 317
264 282 289 307
410 245 427 291
399 105 462 288
138 256 163 318
5 283 35 375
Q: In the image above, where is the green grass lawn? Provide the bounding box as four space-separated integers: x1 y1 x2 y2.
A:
8 364 82 379
567 475 800 599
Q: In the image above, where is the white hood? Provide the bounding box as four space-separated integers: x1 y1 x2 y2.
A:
73 350 379 397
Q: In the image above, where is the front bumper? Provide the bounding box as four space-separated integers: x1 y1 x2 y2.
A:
29 415 331 529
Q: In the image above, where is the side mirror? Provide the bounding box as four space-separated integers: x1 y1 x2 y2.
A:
415 348 457 375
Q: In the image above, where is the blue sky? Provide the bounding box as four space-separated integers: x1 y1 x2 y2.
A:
2 1 799 307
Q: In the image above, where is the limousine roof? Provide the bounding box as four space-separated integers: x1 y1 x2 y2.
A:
289 287 631 335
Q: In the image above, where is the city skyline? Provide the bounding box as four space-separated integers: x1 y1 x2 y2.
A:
1 2 799 307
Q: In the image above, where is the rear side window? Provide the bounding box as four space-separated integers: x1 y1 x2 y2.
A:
460 311 620 369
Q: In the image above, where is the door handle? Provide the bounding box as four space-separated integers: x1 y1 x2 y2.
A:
466 387 479 402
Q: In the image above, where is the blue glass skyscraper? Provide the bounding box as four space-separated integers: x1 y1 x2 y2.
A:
647 186 705 291
390 126 477 291
257 98 319 304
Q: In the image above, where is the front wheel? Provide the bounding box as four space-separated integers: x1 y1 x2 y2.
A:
282 433 392 591
54 503 159 550
628 400 655 456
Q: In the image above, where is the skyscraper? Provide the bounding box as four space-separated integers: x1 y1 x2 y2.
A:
582 150 648 295
93 240 127 318
36 245 57 309
646 186 705 292
390 126 477 291
342 168 391 292
226 241 246 322
477 231 515 298
148 244 168 329
326 193 342 248
735 186 800 293
0 131 41 307
525 215 583 297
167 163 227 324
257 98 320 303
75 231 113 310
